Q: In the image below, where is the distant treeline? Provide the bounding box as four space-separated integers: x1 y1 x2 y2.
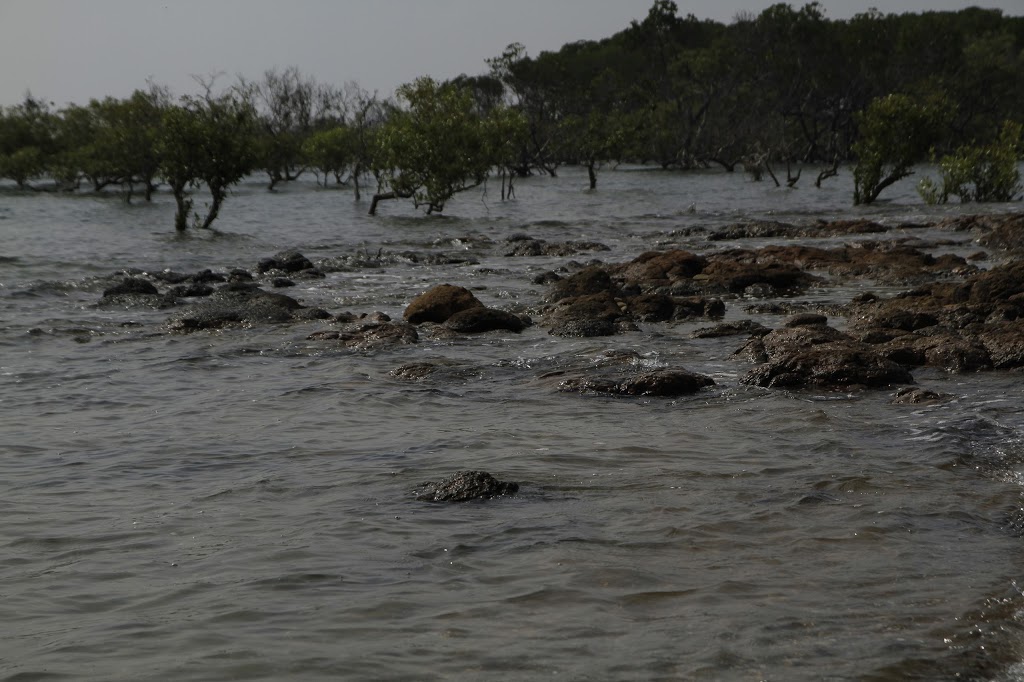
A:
0 1 1021 227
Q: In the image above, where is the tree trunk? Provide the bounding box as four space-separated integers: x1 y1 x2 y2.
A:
369 191 396 215
172 185 192 232
199 186 224 229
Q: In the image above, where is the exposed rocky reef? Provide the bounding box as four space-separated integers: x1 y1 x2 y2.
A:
415 471 519 502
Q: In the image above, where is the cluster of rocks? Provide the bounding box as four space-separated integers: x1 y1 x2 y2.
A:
94 216 1024 395
503 234 611 257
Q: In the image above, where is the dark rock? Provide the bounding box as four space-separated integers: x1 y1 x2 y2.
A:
415 471 519 502
150 270 191 284
626 293 676 322
547 266 617 302
532 271 563 285
188 269 226 284
404 284 484 324
99 276 175 309
709 221 796 240
169 283 215 298
740 325 914 389
548 318 619 338
559 368 715 397
166 285 305 332
979 321 1024 369
701 259 819 295
308 322 419 350
613 250 706 286
103 277 159 297
228 268 254 282
691 320 771 339
445 307 526 334
390 362 443 380
784 313 828 328
272 277 295 288
503 239 544 257
257 249 314 274
890 387 954 405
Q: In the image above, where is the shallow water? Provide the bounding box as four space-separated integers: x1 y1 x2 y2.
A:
2 167 1024 681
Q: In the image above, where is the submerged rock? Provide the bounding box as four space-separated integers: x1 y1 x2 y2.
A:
559 368 715 397
257 249 315 274
444 307 527 334
167 284 325 331
102 277 159 297
890 387 955 405
307 321 419 350
415 471 519 502
691 320 771 339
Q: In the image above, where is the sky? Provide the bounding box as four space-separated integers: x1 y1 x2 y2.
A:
1 0 1021 108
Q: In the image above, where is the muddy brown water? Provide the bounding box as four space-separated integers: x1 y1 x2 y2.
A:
3 167 1024 681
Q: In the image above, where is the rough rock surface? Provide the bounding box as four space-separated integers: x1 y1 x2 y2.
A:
415 471 519 502
257 249 315 274
167 283 327 331
404 284 485 324
444 307 527 334
307 322 419 350
890 387 955 405
559 368 716 397
739 325 915 389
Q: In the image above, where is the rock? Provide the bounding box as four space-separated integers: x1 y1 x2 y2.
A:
102 277 159 297
701 259 819 295
415 471 519 502
624 293 676 322
98 276 174 309
228 268 254 282
188 269 227 284
979 321 1024 369
168 283 215 298
708 221 796 240
890 387 954 405
272 277 295 288
444 307 526 334
559 368 715 397
691 320 771 339
308 322 419 350
611 250 707 291
390 362 443 380
740 325 914 389
545 291 627 337
784 313 828 328
547 265 617 302
548 318 620 338
166 284 309 331
256 249 314 274
565 368 716 395
504 238 610 257
404 284 484 324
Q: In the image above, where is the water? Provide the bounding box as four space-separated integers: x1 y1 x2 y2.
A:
3 167 1024 681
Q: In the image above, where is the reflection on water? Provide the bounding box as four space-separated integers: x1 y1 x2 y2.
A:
2 167 1023 680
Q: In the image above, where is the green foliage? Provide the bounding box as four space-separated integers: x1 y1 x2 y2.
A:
156 92 258 231
370 77 499 214
919 120 1023 203
852 94 941 205
302 125 355 186
0 95 57 188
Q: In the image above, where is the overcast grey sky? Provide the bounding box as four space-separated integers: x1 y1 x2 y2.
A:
1 0 1021 107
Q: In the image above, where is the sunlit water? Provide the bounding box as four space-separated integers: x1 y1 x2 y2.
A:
3 167 1024 681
